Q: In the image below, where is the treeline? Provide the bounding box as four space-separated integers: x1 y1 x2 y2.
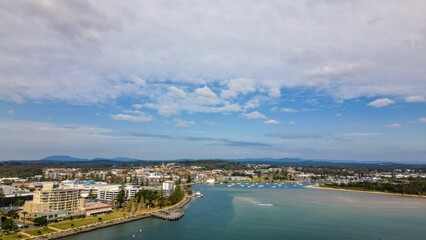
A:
178 160 247 170
114 185 188 211
325 179 426 196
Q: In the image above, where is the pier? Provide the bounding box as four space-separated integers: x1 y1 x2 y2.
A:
151 210 184 221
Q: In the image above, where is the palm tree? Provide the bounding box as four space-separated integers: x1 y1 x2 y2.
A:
22 211 28 227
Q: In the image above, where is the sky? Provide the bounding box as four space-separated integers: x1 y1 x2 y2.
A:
0 0 425 162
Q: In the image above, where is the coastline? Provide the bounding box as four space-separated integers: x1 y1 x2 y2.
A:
305 185 426 199
31 196 193 240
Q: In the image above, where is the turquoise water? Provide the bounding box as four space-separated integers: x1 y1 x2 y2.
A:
68 183 426 240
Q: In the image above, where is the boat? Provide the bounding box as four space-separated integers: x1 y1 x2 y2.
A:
206 178 215 184
195 191 204 198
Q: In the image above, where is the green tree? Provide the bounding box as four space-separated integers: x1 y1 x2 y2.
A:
1 218 17 231
135 189 158 208
187 174 192 183
115 185 126 208
33 216 48 226
14 199 25 207
0 187 4 206
169 185 185 205
7 210 19 219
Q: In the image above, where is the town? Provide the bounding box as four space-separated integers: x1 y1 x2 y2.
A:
0 160 425 239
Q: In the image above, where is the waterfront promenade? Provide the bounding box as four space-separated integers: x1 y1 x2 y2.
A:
9 196 193 240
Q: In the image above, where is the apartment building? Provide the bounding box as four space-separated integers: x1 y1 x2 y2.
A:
22 182 84 220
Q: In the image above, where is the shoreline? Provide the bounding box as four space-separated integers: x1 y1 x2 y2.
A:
305 185 426 199
33 196 193 240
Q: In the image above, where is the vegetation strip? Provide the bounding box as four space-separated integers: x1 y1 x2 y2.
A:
305 185 426 198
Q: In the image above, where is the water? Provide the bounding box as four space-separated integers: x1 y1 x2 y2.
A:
68 183 426 240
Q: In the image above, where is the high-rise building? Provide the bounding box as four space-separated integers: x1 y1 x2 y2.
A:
22 182 85 220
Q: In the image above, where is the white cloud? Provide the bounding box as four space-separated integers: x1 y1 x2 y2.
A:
243 98 261 110
242 111 266 119
221 78 256 98
336 113 343 117
1 1 426 107
7 109 14 115
173 119 196 128
264 119 280 125
130 76 146 87
282 108 297 113
132 104 143 109
305 61 372 79
195 86 218 104
111 110 152 122
340 132 380 137
387 123 401 128
167 86 186 98
419 117 426 123
405 96 425 103
367 98 395 108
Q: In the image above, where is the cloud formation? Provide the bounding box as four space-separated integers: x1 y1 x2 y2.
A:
242 111 267 119
405 96 425 103
367 98 395 108
264 119 280 125
173 119 196 128
1 0 426 107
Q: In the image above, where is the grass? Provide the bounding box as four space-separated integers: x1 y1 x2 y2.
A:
50 210 142 230
0 232 29 240
25 226 57 236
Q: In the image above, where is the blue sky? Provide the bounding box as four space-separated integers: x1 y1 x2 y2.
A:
0 1 425 162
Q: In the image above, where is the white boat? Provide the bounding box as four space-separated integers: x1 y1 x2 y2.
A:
195 191 204 198
206 179 215 184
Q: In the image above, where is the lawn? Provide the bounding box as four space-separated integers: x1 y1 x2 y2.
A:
0 232 29 240
25 226 57 236
50 210 137 230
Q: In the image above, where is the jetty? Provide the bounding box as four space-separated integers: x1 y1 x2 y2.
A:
151 210 184 221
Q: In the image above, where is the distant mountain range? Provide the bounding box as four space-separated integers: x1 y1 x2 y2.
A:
38 155 425 167
41 155 142 162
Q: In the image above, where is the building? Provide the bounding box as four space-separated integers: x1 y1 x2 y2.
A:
84 202 112 216
22 182 85 221
162 180 175 191
97 185 140 202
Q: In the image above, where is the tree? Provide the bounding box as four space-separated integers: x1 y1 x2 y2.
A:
7 210 19 219
15 199 25 207
115 185 126 208
0 187 4 206
135 189 158 208
21 211 28 227
169 185 185 205
1 218 17 231
187 174 192 183
33 216 48 226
